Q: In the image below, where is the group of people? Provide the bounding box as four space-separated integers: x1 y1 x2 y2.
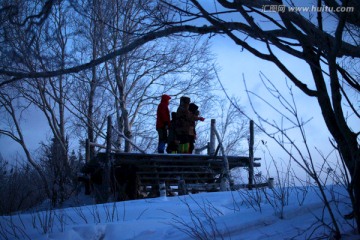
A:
156 94 205 154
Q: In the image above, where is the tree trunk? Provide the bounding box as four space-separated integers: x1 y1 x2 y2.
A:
87 1 100 160
115 61 132 153
306 46 360 234
87 60 97 160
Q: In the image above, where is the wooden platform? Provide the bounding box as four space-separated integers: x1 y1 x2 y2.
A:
96 152 261 192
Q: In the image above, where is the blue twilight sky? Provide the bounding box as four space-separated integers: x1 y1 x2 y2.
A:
210 35 336 164
0 33 337 167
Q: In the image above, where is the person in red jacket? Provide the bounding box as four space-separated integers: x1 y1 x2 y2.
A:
156 94 171 153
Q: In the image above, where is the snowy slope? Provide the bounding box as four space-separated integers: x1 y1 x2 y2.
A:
1 185 359 240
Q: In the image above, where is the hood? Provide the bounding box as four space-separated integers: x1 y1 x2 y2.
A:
180 96 190 105
161 94 171 102
189 103 198 113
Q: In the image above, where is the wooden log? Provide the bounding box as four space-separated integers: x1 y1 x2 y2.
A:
88 141 118 152
195 144 208 154
89 142 106 148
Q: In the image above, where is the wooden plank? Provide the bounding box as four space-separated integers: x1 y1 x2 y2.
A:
138 171 215 175
138 173 216 178
140 176 215 180
133 165 215 169
187 183 220 190
114 160 260 168
97 152 261 162
94 152 261 195
232 182 270 190
112 158 259 168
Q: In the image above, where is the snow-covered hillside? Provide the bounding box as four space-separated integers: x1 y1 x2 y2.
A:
1 185 359 240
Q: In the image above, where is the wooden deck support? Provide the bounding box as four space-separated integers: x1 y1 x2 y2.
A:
209 119 216 155
95 152 261 194
98 116 112 203
85 117 263 200
248 120 254 190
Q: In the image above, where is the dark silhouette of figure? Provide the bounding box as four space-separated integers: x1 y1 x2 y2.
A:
189 103 200 154
175 96 204 153
156 94 171 153
166 112 179 153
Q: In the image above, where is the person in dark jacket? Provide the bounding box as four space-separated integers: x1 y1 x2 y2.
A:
189 103 200 154
166 112 179 153
175 96 204 153
156 94 171 153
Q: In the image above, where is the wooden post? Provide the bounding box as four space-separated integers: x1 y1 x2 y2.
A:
159 182 166 197
106 116 112 161
213 126 230 191
101 115 112 202
178 178 187 196
268 177 274 189
209 119 216 155
248 120 254 190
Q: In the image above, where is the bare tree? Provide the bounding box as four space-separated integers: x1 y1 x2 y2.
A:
215 97 248 155
0 158 44 215
73 0 217 152
23 1 74 205
0 1 77 205
245 73 343 236
195 96 249 156
1 0 359 231
158 0 360 232
0 88 51 199
67 0 113 159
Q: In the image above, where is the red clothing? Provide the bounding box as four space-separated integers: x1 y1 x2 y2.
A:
156 95 171 129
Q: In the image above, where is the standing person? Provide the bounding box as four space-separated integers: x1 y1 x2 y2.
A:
166 112 179 153
176 96 205 153
189 103 200 154
156 94 171 153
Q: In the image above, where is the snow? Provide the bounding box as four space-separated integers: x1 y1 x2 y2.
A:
1 185 359 240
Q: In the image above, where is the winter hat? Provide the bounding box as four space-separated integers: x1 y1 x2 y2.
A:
180 96 190 104
189 103 199 113
161 94 171 101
